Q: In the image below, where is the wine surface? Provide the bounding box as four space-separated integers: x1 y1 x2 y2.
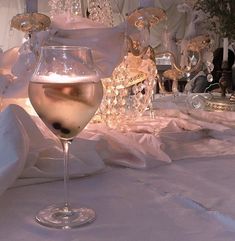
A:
29 80 103 140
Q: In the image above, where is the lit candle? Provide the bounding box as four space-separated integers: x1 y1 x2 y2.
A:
223 37 228 62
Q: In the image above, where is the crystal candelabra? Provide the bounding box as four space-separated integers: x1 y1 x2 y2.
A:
48 1 166 128
156 34 213 93
187 37 235 112
11 12 51 57
97 7 165 128
100 51 157 129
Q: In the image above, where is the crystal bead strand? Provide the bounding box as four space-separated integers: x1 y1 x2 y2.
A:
49 0 67 17
88 0 113 27
65 0 82 17
70 0 82 16
100 59 129 129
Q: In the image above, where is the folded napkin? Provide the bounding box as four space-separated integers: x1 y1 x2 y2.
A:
0 104 105 195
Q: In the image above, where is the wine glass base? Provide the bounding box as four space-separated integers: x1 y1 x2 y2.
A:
35 204 96 229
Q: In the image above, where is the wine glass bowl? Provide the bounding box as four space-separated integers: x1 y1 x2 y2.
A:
29 80 103 140
29 46 103 141
28 46 103 229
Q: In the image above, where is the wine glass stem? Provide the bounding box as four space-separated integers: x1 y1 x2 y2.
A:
61 140 71 211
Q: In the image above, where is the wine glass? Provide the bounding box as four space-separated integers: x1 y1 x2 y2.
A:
28 46 103 229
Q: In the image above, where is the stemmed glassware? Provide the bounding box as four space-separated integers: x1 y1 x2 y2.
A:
28 46 103 229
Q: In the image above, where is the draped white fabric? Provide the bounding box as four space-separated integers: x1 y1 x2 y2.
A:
113 0 186 49
0 0 188 52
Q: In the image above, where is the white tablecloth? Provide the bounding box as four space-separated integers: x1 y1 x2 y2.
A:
1 156 235 241
1 94 235 240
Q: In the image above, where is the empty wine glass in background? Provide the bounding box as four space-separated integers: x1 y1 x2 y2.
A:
28 45 103 229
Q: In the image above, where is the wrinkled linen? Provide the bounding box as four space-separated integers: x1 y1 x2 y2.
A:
90 111 235 167
0 16 129 100
0 104 105 195
2 161 235 241
2 93 235 196
10 14 144 80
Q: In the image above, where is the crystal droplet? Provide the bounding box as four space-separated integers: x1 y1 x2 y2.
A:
207 74 213 82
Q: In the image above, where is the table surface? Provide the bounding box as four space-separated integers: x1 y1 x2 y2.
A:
1 94 235 241
1 154 235 241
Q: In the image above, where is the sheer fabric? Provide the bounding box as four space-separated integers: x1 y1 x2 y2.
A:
112 0 186 49
0 0 187 52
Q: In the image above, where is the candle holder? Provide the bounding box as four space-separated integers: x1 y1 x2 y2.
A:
11 12 51 57
155 34 212 94
188 61 235 111
219 61 233 97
